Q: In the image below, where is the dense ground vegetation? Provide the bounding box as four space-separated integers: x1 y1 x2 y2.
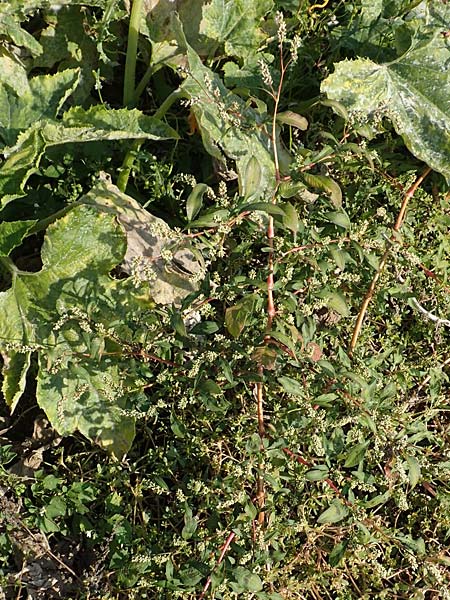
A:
1 0 450 598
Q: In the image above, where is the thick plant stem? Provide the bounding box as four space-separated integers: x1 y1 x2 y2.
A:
117 89 184 192
123 0 143 108
117 139 142 192
349 166 432 354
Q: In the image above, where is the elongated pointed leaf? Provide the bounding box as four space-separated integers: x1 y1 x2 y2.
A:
317 499 349 524
277 111 308 131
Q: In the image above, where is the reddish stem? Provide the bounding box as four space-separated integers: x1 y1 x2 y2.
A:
199 532 236 599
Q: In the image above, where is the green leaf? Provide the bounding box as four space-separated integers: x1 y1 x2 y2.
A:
0 108 178 208
329 541 348 566
317 499 349 524
330 246 347 270
240 201 285 216
278 180 306 199
320 98 349 120
325 210 351 230
187 209 230 228
282 202 300 236
344 441 369 467
181 505 198 540
0 127 46 207
321 14 450 182
60 105 179 142
0 50 30 100
327 291 350 317
198 379 223 395
1 351 31 413
190 321 219 335
363 491 391 509
186 183 208 221
225 294 257 338
0 14 42 57
405 455 421 489
241 155 263 200
278 376 303 396
0 68 81 147
32 6 98 104
200 0 273 59
177 23 277 201
277 110 308 131
301 173 342 208
0 220 37 256
305 465 330 481
0 205 146 458
234 567 264 592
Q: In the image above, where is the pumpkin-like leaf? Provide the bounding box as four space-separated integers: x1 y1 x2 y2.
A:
1 351 31 413
0 107 178 208
0 205 147 458
200 0 273 59
0 220 37 256
321 20 450 182
81 177 204 306
0 68 80 147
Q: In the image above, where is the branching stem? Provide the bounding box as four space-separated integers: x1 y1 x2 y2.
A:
349 166 431 354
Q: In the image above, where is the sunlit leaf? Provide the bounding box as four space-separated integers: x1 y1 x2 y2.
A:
317 499 349 524
186 183 208 221
0 205 148 458
405 454 421 489
200 0 273 58
301 172 342 208
277 110 308 131
322 9 450 182
81 177 203 306
225 294 257 338
0 68 81 147
344 441 369 467
0 220 37 256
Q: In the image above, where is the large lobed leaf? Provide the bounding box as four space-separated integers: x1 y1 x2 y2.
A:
200 0 273 59
322 2 450 182
0 102 178 208
0 68 81 148
81 176 204 306
0 205 146 458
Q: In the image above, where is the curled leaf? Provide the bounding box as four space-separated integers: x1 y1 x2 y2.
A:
277 110 308 131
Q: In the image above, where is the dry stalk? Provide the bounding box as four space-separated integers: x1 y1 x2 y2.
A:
254 16 291 526
349 166 432 354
